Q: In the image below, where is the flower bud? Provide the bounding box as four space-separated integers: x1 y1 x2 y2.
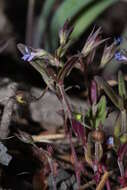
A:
90 80 97 105
82 27 106 57
59 19 73 45
100 43 116 67
91 130 105 143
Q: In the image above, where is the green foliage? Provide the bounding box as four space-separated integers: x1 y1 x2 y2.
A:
118 71 127 100
50 0 118 49
95 76 124 111
96 96 107 126
86 96 107 128
114 114 121 138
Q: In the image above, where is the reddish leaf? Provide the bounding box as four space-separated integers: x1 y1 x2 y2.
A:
90 80 97 105
71 119 86 144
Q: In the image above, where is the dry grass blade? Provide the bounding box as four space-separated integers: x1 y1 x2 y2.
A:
32 133 65 142
80 180 95 190
96 171 109 190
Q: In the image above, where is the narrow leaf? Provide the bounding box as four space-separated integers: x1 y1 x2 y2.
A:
51 0 93 49
114 114 121 138
51 0 118 49
30 60 55 91
71 119 86 144
121 109 127 134
71 0 118 40
95 96 107 128
57 55 79 83
95 76 124 110
118 70 127 99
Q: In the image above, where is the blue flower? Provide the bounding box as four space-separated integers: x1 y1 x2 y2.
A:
114 37 122 46
107 136 114 146
115 52 127 61
22 46 35 62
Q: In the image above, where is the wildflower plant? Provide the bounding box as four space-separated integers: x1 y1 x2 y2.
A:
17 20 127 189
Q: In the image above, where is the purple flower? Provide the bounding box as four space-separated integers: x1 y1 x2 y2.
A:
22 46 35 62
114 37 122 46
115 52 127 61
107 136 114 146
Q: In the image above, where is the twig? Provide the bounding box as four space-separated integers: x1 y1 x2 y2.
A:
0 83 17 139
32 133 65 142
30 85 48 102
80 180 95 189
80 170 115 190
96 171 109 190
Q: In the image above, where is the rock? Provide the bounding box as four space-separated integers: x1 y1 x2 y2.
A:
0 77 117 134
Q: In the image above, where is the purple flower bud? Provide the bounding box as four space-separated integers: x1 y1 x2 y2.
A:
115 52 127 61
71 119 86 144
82 27 106 57
100 43 116 67
59 19 73 45
90 80 97 104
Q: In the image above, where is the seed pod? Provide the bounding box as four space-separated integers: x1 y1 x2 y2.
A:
91 130 105 143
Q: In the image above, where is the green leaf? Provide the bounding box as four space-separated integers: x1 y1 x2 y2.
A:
71 0 118 39
120 133 127 144
51 0 93 49
121 109 127 134
85 107 94 128
118 71 127 99
114 110 127 140
114 114 121 138
85 96 107 128
50 0 118 49
29 60 55 91
95 76 124 111
95 96 107 128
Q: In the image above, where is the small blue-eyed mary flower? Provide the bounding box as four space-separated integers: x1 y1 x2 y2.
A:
18 43 60 67
107 136 114 147
22 46 36 62
115 52 127 62
114 37 122 46
59 19 73 45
